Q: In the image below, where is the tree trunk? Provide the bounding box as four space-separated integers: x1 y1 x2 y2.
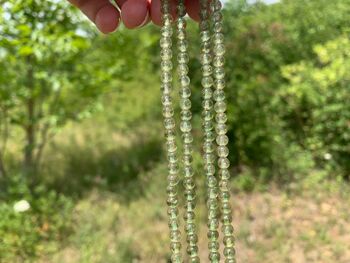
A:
23 58 36 176
0 153 6 179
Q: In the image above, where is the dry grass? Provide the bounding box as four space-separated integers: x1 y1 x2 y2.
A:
43 168 350 263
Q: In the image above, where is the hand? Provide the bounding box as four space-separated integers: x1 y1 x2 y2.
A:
68 0 201 34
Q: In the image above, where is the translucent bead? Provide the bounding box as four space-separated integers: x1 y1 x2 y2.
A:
164 118 175 129
160 37 171 48
212 12 223 22
214 101 227 113
201 53 211 64
214 69 225 81
178 63 189 74
213 22 223 33
202 64 213 76
213 32 224 43
216 134 229 145
204 153 215 163
217 146 229 157
161 72 172 83
177 29 186 40
202 88 213 99
213 90 225 101
161 60 173 71
216 79 226 89
179 87 191 98
202 100 213 110
213 0 222 10
219 169 230 180
201 76 214 88
168 153 178 163
177 19 186 29
161 95 172 105
216 112 228 123
180 121 192 132
203 120 214 131
161 49 172 60
215 123 227 134
180 75 190 86
214 43 225 56
203 142 214 153
181 110 192 120
180 98 191 110
218 157 230 169
182 133 193 143
184 144 193 155
161 26 173 37
207 175 217 187
178 52 189 63
162 107 174 118
200 30 211 42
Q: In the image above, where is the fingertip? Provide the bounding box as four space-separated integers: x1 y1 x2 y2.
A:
185 0 200 22
121 0 150 29
95 5 121 34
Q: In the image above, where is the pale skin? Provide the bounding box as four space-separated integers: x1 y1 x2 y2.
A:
67 0 202 34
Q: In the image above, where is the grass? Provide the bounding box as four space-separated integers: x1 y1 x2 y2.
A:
3 117 350 263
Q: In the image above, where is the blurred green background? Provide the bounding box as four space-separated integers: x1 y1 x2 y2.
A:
1 0 350 262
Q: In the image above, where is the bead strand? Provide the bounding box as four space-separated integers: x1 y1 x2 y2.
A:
199 0 221 261
176 1 200 262
160 0 183 262
211 1 236 262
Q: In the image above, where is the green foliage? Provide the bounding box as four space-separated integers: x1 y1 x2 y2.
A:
0 175 73 261
282 36 350 175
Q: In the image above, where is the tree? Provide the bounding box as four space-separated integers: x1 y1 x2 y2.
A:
0 0 108 176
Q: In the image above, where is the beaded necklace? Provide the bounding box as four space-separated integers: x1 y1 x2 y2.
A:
160 0 235 262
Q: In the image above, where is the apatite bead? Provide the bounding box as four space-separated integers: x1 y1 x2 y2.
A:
180 121 192 132
214 67 225 78
161 72 172 83
216 78 226 89
180 75 190 86
214 32 224 43
214 43 225 56
201 76 214 88
218 157 230 169
202 88 213 99
213 22 223 33
164 118 175 129
216 134 229 145
179 87 191 98
183 144 193 154
161 60 173 71
217 146 229 157
203 142 214 153
161 49 172 59
213 90 225 101
162 107 174 118
161 95 172 105
168 153 178 163
216 123 227 134
203 63 213 72
200 30 211 41
178 52 189 63
182 133 193 143
216 112 228 123
160 37 171 48
180 98 191 110
202 100 213 110
212 12 223 22
181 110 192 120
178 63 189 74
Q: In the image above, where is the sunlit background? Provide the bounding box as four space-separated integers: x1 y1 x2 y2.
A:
1 0 350 262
